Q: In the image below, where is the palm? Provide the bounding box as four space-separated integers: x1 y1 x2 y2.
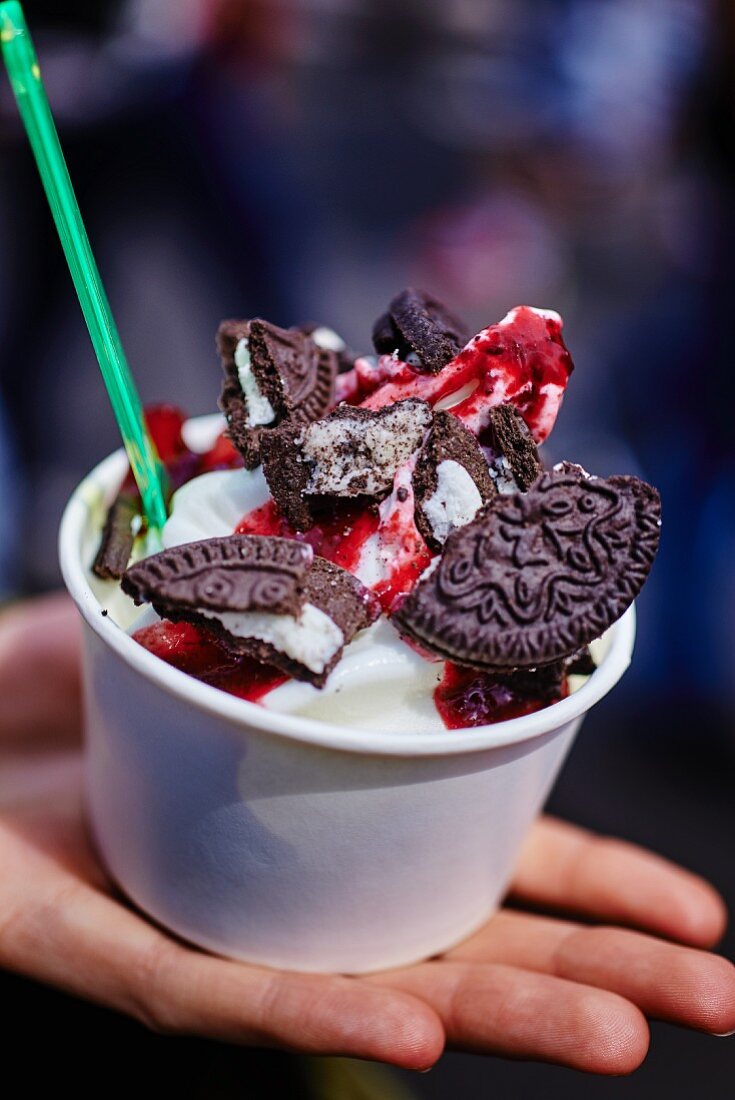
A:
1 597 733 1074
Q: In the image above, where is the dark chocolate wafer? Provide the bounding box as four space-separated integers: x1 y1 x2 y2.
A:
486 405 542 492
393 469 661 670
413 411 496 550
210 556 377 687
93 493 140 580
372 288 469 373
295 323 356 374
218 318 337 468
305 556 380 640
122 536 313 618
260 422 314 531
261 399 433 529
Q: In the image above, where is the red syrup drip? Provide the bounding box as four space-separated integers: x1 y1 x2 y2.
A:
434 663 569 730
132 619 287 703
353 307 573 443
371 538 432 612
236 498 380 575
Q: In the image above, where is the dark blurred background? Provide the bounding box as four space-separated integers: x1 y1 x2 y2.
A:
1 1 733 1096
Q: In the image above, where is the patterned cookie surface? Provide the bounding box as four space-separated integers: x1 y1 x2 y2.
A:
393 469 661 669
122 536 312 617
218 318 337 467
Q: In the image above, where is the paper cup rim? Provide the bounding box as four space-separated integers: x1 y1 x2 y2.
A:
59 416 636 758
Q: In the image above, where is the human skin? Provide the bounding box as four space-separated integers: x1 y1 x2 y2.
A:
0 594 733 1074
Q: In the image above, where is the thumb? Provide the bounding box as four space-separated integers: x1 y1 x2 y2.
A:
0 593 82 747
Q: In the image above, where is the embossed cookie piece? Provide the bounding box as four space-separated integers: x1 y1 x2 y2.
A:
261 399 433 529
393 469 661 670
485 405 542 493
122 537 378 687
295 323 356 374
259 422 314 530
122 535 313 618
93 492 140 580
224 557 378 687
218 318 337 468
372 288 469 373
413 411 496 551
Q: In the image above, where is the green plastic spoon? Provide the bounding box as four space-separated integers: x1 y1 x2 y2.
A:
0 1 169 532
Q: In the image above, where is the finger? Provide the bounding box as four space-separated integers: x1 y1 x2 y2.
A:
446 910 735 1035
367 959 649 1075
0 594 82 747
0 812 443 1070
513 816 727 948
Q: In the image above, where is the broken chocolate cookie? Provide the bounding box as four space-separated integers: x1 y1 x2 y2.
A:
413 411 496 551
93 492 140 580
393 468 661 670
122 535 313 618
372 288 469 373
218 318 337 468
261 399 433 529
485 405 542 493
122 536 378 687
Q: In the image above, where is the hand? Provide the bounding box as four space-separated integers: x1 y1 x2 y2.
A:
1 596 733 1075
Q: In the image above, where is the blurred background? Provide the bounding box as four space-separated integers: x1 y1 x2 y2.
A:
1 1 733 1097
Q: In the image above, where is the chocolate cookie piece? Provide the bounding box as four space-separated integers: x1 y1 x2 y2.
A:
413 412 496 551
565 646 597 676
122 536 313 619
303 400 433 496
393 469 661 670
217 318 337 468
485 405 542 493
93 492 140 580
260 422 314 531
372 288 469 373
125 538 377 688
261 399 433 529
219 557 378 686
295 323 356 374
304 556 380 645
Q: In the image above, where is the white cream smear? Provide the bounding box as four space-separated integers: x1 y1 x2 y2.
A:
199 603 343 675
487 455 518 494
422 460 483 544
235 338 276 427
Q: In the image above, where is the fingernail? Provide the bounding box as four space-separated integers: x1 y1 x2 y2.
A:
713 1030 735 1038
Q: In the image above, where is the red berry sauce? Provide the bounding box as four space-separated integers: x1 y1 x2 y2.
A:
235 498 380 575
350 307 573 443
434 663 569 730
132 619 287 702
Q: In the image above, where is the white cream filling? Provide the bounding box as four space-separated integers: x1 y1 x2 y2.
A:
235 338 277 427
422 460 483 543
488 454 518 495
199 602 343 675
303 405 431 497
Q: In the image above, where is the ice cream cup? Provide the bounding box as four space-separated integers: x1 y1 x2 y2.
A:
59 416 636 974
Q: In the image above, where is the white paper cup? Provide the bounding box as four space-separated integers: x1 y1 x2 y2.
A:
59 418 636 974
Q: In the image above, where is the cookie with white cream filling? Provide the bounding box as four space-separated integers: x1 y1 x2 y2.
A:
413 411 496 551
